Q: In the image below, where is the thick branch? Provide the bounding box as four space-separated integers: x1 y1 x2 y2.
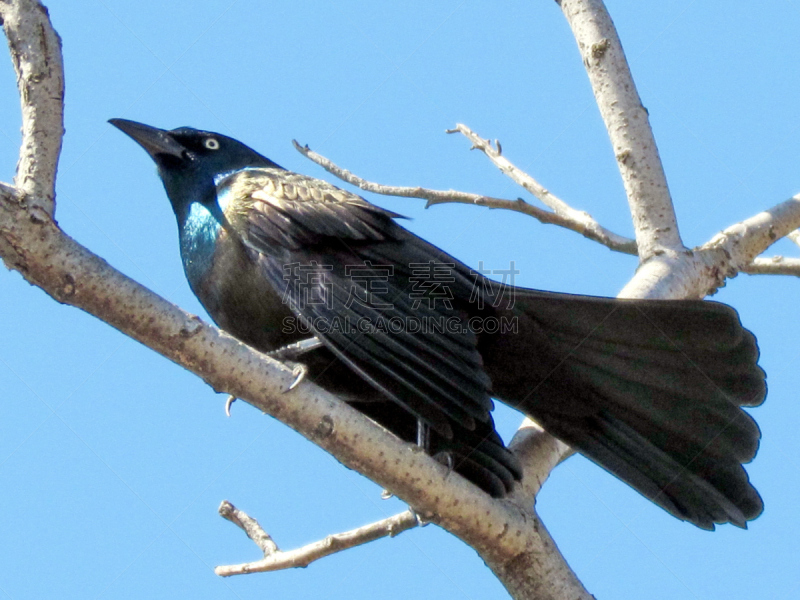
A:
620 195 800 298
508 419 574 508
0 0 63 215
559 0 682 259
294 139 638 255
216 503 419 576
701 196 800 270
0 192 511 545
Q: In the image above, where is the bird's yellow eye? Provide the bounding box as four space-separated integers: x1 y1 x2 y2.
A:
204 138 220 150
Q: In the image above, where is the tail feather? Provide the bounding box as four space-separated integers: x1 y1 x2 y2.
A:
567 360 760 463
483 289 765 528
573 410 754 529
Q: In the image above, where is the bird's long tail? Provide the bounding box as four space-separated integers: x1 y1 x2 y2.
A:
483 289 765 529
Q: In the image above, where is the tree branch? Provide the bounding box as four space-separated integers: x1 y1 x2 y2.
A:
297 132 800 286
294 138 639 255
744 256 800 277
446 124 638 255
558 0 682 259
702 196 800 270
218 500 279 556
215 502 419 576
508 419 574 508
618 195 800 298
0 0 63 215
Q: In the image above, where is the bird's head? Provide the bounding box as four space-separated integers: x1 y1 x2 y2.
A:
109 119 281 220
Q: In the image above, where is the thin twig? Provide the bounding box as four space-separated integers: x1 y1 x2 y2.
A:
743 256 800 277
218 501 279 556
447 124 637 253
215 504 419 576
293 139 638 255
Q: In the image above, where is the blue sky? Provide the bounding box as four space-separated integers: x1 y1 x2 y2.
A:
1 1 799 599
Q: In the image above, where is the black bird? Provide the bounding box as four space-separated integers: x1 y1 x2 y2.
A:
110 118 766 530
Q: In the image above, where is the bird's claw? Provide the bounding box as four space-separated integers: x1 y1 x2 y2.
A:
433 451 455 478
225 395 237 416
411 509 431 527
285 362 308 392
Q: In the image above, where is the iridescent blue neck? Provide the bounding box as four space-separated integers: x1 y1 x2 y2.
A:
179 202 222 287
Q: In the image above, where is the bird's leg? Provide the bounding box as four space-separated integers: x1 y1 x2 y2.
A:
417 420 454 473
267 337 324 392
416 420 454 472
416 419 430 451
418 420 455 477
267 337 324 361
382 421 432 501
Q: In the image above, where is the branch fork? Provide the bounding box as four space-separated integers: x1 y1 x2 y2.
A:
215 501 419 576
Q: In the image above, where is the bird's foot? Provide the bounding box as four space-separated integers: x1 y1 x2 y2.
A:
266 337 323 361
266 338 321 392
281 360 308 392
433 451 455 477
225 395 237 416
411 509 431 527
416 420 431 453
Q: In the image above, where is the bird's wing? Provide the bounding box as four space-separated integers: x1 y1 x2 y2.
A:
218 168 494 438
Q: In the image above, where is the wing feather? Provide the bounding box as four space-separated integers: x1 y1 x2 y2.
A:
218 168 494 437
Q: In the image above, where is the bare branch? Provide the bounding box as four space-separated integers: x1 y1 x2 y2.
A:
294 139 638 255
788 229 800 248
0 0 63 215
216 503 419 576
700 195 800 272
446 124 604 224
447 124 639 254
559 0 682 259
218 500 279 556
620 195 800 299
508 419 574 508
743 256 800 277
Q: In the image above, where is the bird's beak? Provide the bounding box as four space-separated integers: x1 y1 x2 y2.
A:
109 118 186 160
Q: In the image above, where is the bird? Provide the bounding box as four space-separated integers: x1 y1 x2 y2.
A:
110 118 766 530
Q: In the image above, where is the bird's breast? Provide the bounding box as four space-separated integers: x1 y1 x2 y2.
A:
179 202 295 352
